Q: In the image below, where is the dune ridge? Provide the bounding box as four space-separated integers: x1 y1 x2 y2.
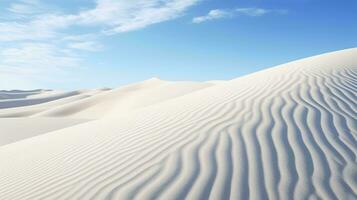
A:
0 48 356 199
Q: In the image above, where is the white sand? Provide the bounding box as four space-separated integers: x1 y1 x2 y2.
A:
0 118 90 146
0 48 356 199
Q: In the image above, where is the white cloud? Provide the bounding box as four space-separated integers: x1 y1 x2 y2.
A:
0 43 81 77
95 0 200 34
0 22 56 41
236 8 288 16
193 7 287 23
0 0 200 89
192 9 232 24
7 0 50 15
236 8 270 17
0 42 83 89
0 0 200 41
62 33 99 42
68 41 103 52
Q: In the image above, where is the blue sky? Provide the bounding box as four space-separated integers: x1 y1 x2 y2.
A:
0 0 356 90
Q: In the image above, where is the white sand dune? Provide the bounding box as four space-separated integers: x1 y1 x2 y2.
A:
0 117 90 146
0 79 215 146
0 48 356 199
0 88 110 115
0 79 214 119
0 89 50 100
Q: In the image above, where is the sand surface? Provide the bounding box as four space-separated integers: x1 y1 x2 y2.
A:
0 48 356 199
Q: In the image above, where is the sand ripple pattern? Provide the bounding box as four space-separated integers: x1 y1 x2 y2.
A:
0 49 356 199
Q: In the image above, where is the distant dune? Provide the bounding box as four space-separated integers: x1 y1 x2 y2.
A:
0 48 356 199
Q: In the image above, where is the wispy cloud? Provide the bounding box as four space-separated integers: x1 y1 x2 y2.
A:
0 0 200 88
7 0 51 15
68 41 103 52
0 0 200 42
193 7 287 23
0 42 82 89
192 9 233 24
0 43 81 72
236 8 288 17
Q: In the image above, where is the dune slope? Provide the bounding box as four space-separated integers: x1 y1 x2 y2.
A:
0 48 356 199
0 79 215 145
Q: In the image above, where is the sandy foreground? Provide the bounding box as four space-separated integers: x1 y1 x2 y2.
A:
0 48 356 199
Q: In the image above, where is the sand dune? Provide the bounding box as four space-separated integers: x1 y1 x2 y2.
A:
0 79 215 146
0 89 50 100
0 117 90 146
0 48 356 199
0 89 108 117
0 79 214 119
